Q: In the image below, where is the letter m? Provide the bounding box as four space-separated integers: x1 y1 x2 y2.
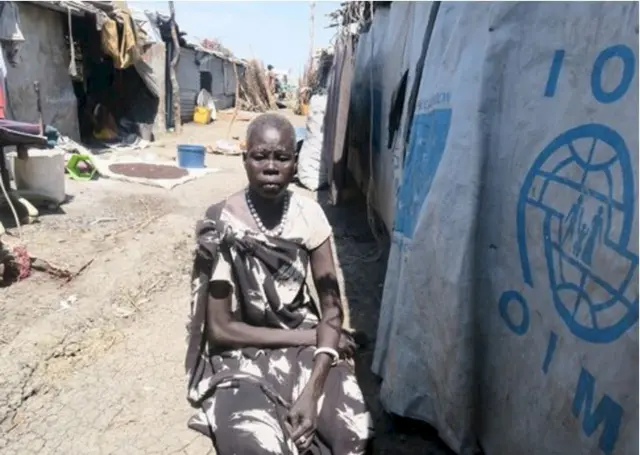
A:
572 368 623 455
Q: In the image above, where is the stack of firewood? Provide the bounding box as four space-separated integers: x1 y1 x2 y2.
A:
237 60 277 112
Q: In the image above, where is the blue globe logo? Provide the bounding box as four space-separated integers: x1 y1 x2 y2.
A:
517 124 638 344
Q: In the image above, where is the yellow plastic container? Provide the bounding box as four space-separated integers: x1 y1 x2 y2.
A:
193 106 212 124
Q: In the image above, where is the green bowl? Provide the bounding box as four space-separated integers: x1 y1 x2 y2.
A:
66 154 97 181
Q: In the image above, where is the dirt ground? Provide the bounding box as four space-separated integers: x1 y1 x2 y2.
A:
0 111 451 455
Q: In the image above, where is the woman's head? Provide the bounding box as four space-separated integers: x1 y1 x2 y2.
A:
243 113 297 199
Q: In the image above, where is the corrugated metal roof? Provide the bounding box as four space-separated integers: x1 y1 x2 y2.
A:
32 1 245 67
181 40 245 67
29 1 114 16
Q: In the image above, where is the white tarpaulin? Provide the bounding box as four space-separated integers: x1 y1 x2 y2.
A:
372 2 638 455
347 8 389 211
347 2 434 231
298 94 329 191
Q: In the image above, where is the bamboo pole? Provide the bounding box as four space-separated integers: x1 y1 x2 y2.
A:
169 1 181 133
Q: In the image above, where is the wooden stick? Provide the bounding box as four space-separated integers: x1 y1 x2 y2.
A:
34 81 44 135
31 257 72 280
169 1 181 133
65 257 95 284
309 1 315 65
226 62 240 139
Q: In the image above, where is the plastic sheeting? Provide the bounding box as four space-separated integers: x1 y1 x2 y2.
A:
347 7 390 225
347 2 435 232
372 2 638 455
129 7 161 46
130 7 165 100
322 34 354 203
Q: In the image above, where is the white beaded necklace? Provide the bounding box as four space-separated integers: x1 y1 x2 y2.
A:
245 189 290 237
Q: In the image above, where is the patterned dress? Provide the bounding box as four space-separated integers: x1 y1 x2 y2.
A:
186 191 374 455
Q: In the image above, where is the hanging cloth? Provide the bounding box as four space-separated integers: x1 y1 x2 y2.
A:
100 10 138 69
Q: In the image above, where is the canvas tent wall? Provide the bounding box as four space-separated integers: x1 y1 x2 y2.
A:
322 34 355 204
5 2 80 140
371 2 638 455
346 2 434 232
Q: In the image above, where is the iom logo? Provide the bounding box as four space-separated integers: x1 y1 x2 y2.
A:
516 123 638 344
498 43 637 455
498 123 637 455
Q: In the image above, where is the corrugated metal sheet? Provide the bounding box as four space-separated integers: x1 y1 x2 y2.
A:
176 46 239 119
199 54 224 99
30 1 113 17
223 60 236 96
176 47 199 122
7 3 80 139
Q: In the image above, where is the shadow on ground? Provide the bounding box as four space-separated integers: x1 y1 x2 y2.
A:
315 188 455 455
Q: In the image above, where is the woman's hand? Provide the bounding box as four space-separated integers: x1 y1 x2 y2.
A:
338 330 357 359
287 388 318 451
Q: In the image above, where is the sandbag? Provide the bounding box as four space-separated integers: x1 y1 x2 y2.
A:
297 94 328 191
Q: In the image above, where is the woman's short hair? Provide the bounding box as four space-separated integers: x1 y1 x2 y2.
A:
246 113 296 151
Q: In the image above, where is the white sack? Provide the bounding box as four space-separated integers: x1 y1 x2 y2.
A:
297 94 328 191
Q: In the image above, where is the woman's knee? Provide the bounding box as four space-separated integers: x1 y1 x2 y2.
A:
211 386 291 454
216 415 291 455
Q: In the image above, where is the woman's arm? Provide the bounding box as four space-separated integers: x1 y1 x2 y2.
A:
303 238 343 400
207 281 317 349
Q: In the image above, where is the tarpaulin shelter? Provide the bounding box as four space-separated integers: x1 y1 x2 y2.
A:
344 1 638 455
346 2 434 231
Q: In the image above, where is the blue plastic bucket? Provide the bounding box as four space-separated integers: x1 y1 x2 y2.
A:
177 144 206 169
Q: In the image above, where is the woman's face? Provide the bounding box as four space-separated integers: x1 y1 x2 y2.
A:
244 125 296 199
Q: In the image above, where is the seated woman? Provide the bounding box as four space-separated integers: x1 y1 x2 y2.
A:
186 113 374 454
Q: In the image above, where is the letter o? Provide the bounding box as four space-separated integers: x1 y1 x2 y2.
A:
498 290 530 336
591 44 635 104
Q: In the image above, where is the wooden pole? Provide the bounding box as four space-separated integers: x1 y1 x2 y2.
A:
299 0 315 111
226 62 240 139
309 1 315 66
169 1 181 133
